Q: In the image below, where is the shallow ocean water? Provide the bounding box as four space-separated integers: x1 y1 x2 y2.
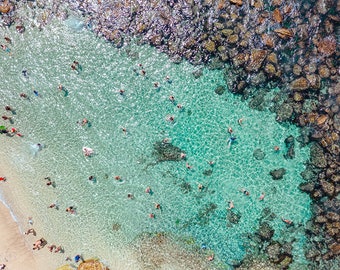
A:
0 16 311 269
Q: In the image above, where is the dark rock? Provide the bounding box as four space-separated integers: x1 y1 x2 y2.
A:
153 141 184 162
214 85 226 95
266 241 282 263
253 148 265 160
310 143 327 168
227 210 241 224
320 180 335 197
284 135 295 159
192 69 203 79
270 168 286 180
300 165 320 182
257 222 274 241
299 182 315 193
203 169 213 176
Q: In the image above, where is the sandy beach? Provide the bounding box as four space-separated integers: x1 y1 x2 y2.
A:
0 201 39 270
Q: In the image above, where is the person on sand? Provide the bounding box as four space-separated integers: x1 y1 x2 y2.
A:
48 244 56 252
208 253 214 261
33 238 45 250
0 177 6 182
54 246 63 253
0 263 5 270
24 228 36 235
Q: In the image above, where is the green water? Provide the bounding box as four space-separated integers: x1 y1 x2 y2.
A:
0 16 311 269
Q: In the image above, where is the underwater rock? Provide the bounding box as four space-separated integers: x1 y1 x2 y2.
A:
203 169 213 176
192 69 203 79
320 179 335 197
284 135 295 159
253 148 265 160
276 103 293 122
266 242 282 263
257 222 274 241
299 181 315 193
269 168 286 180
214 85 226 95
153 141 184 162
227 210 241 224
310 143 327 168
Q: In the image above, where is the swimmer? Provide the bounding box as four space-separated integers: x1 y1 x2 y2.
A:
145 186 152 194
0 177 6 182
208 254 214 261
127 193 134 199
154 203 161 209
66 206 75 214
177 103 183 109
186 163 193 169
167 115 175 122
180 153 186 159
1 44 10 53
207 160 214 166
149 213 155 218
227 201 234 210
88 175 95 181
119 89 125 95
4 37 11 43
5 105 12 112
240 188 250 196
281 217 293 225
114 175 121 181
228 127 233 134
259 192 265 200
274 146 280 151
81 118 88 126
122 127 127 135
165 76 172 83
1 115 11 121
154 82 160 88
227 136 237 148
141 70 146 76
28 217 33 225
49 203 58 209
162 138 170 143
238 118 244 125
169 95 175 102
58 84 63 91
20 93 28 98
198 183 204 191
22 70 28 77
33 90 39 96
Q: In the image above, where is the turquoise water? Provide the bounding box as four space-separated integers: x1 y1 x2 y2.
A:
0 16 311 269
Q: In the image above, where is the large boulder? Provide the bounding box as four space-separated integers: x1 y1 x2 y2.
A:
310 143 327 168
270 168 286 180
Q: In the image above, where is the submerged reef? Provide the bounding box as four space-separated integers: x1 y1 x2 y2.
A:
1 0 339 268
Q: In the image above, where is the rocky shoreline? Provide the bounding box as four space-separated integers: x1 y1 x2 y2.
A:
1 0 339 269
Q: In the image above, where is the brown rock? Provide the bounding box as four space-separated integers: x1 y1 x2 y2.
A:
227 34 239 44
316 114 328 126
293 92 303 102
290 77 310 91
232 53 249 67
261 34 274 48
273 8 283 23
272 0 283 6
293 64 302 76
0 2 11 13
246 49 267 72
203 40 216 52
264 63 276 75
230 0 243 5
221 29 233 37
329 243 340 255
318 65 331 78
315 215 328 223
306 74 321 89
274 28 294 39
320 179 334 196
267 53 278 64
317 35 337 56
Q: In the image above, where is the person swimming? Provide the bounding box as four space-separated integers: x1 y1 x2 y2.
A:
227 136 237 148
